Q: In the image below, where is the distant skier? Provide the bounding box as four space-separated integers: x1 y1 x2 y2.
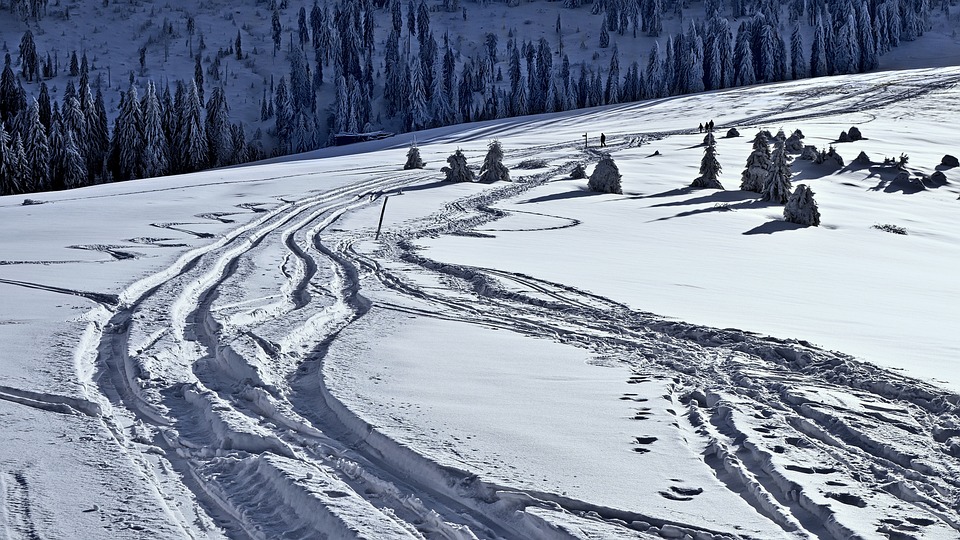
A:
698 123 703 133
708 119 715 131
600 133 606 147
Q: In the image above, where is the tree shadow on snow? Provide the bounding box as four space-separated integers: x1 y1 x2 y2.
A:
646 189 759 208
398 180 450 193
651 198 778 223
520 188 598 204
743 220 806 235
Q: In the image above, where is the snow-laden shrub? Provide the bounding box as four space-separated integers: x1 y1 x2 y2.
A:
692 143 724 189
815 146 844 168
848 126 863 141
784 184 820 226
799 145 819 161
517 158 548 169
941 154 959 167
441 149 475 183
854 151 871 165
838 130 851 143
762 139 793 204
588 155 622 194
741 131 771 192
403 143 425 169
785 129 804 153
570 163 587 179
931 170 948 185
477 140 510 183
726 127 740 138
873 223 907 235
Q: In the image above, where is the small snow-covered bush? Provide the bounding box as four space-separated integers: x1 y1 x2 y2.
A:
872 223 907 235
941 154 959 167
784 184 820 226
848 126 863 141
814 146 844 168
477 140 510 183
725 127 740 138
799 145 818 161
853 151 871 165
588 155 622 194
441 149 475 183
785 129 804 153
838 130 851 143
403 143 425 169
570 163 587 179
517 158 548 169
931 170 948 184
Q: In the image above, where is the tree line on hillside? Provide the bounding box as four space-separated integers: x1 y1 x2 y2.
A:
0 0 937 196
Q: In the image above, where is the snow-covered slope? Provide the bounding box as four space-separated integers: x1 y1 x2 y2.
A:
2 67 960 539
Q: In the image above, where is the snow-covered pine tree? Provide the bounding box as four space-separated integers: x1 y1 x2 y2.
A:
762 138 793 204
692 139 724 189
478 139 509 183
180 81 208 174
113 85 144 181
205 86 231 167
785 129 804 153
441 148 474 182
703 131 717 146
409 58 430 131
570 162 586 179
810 16 827 77
588 154 622 194
403 142 425 169
62 130 87 189
142 82 169 178
23 98 49 191
790 24 805 79
733 26 756 86
740 131 771 192
783 184 820 226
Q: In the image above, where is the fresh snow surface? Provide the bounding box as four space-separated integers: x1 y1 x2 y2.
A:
2 67 960 539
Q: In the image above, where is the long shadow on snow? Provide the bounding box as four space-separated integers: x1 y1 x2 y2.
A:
646 189 759 208
743 220 806 235
519 188 596 204
651 198 779 223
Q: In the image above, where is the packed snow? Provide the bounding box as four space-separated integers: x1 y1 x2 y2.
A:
2 67 960 539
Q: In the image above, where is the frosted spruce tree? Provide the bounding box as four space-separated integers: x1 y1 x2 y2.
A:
441 148 475 183
762 138 793 204
784 184 821 226
477 139 510 183
403 142 425 170
785 129 805 153
692 140 724 189
740 131 771 192
588 154 622 194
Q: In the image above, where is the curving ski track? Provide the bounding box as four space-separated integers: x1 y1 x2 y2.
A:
76 72 960 539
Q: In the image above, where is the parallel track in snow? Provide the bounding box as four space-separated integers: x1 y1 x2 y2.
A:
73 70 960 539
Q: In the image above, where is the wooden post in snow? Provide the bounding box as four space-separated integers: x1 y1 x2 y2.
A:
375 196 389 240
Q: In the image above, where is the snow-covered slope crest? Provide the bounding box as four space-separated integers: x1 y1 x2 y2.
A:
1 67 960 539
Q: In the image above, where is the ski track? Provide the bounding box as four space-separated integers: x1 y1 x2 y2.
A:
69 72 960 539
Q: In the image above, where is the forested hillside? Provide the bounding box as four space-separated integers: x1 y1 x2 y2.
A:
0 0 954 196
